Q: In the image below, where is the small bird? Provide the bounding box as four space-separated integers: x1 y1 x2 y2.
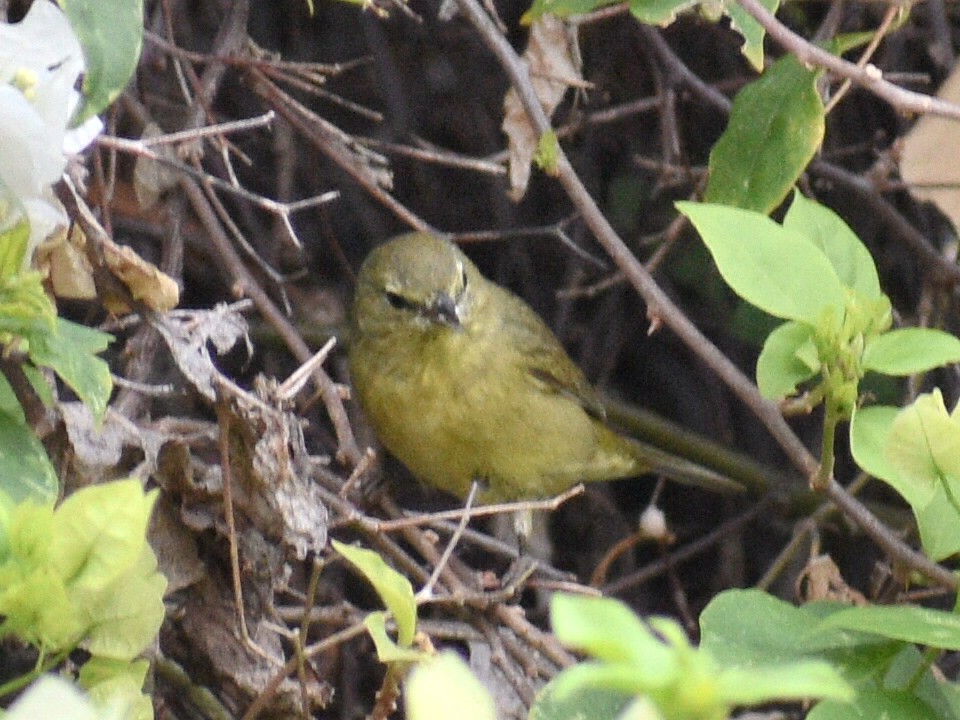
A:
349 232 731 512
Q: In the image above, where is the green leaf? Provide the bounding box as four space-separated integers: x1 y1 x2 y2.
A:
783 191 881 298
718 661 853 705
851 397 960 561
534 131 559 173
700 589 893 664
850 406 916 501
530 684 631 720
50 479 157 592
811 690 943 720
723 0 780 71
0 271 57 340
28 319 113 421
80 544 167 660
628 0 698 24
520 0 620 23
0 221 31 278
863 328 960 376
756 320 820 399
914 483 960 561
364 612 428 664
550 593 672 673
79 656 152 720
888 390 960 504
818 604 960 650
60 0 144 122
677 201 846 323
333 540 417 648
0 409 59 505
406 652 496 720
705 54 824 214
544 662 667 703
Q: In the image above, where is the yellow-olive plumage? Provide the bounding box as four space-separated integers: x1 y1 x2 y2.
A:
349 232 709 504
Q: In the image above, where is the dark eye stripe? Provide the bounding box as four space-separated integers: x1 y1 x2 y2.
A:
385 291 416 311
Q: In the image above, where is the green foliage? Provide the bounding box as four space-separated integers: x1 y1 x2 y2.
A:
59 0 145 123
531 593 851 720
0 479 165 717
723 0 780 71
406 652 497 720
704 54 824 213
0 406 59 504
680 192 960 490
533 130 560 175
703 590 960 719
679 194 960 414
521 0 776 69
0 222 114 505
851 391 960 560
333 539 418 650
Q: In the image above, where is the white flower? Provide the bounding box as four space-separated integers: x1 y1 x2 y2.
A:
0 1 102 260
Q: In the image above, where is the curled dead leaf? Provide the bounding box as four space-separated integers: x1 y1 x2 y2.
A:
502 15 584 201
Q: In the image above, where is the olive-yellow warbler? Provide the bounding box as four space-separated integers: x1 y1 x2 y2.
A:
349 232 729 506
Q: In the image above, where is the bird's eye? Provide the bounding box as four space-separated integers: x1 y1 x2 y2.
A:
459 264 468 290
385 291 413 311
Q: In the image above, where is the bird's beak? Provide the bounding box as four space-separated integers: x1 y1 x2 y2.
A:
429 292 462 329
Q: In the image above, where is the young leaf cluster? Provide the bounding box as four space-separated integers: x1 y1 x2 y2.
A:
0 479 166 719
531 592 851 720
679 193 960 482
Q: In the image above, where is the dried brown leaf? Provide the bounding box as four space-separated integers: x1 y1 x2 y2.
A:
502 16 582 201
900 62 960 232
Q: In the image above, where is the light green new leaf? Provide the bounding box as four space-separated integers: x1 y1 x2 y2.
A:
862 328 960 376
406 652 496 720
756 320 820 399
678 201 846 323
888 390 960 502
79 656 152 720
551 593 671 674
783 191 881 298
850 405 909 497
705 54 824 214
364 612 428 664
543 662 666 704
851 398 960 561
914 483 960 561
80 545 167 660
718 661 852 705
61 0 144 123
333 540 416 648
0 221 30 279
723 0 780 71
50 479 156 592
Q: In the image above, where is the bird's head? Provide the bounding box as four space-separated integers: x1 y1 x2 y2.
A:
352 232 483 337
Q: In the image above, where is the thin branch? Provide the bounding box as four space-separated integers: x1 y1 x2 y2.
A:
736 0 960 119
454 0 960 591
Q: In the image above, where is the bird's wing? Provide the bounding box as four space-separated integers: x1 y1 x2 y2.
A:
495 287 608 421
